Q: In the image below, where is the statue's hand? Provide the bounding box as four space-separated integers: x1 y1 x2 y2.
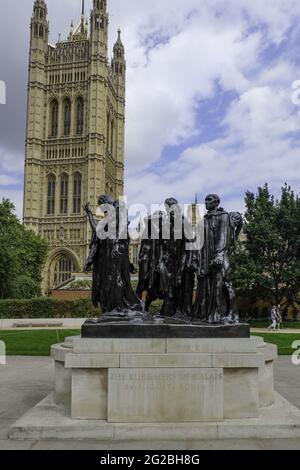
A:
215 256 223 266
231 212 243 228
130 263 137 275
156 261 164 273
84 262 93 273
83 203 92 215
210 255 224 270
111 249 121 259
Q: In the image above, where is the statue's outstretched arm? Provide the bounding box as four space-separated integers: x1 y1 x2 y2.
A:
83 203 97 233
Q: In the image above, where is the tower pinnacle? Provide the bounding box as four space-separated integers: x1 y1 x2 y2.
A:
113 28 125 60
31 0 48 44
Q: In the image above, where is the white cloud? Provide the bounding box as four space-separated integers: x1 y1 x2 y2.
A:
119 1 300 210
109 0 300 199
223 86 300 145
124 8 262 171
125 79 300 212
0 174 20 186
0 148 24 174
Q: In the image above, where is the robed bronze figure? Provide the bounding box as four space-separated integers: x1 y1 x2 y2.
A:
84 196 143 317
193 194 243 324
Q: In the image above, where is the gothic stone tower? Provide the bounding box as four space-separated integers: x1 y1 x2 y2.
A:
23 0 126 291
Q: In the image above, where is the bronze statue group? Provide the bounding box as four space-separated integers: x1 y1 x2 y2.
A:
84 194 243 325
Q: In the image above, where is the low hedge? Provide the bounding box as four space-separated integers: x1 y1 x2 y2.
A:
0 297 99 319
0 296 164 319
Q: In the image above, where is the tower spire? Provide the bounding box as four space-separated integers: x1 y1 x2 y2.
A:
80 0 85 34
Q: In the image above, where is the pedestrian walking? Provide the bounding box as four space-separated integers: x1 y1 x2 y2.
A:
276 305 283 330
268 305 277 331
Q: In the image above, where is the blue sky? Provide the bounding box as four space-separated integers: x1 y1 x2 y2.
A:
1 0 300 218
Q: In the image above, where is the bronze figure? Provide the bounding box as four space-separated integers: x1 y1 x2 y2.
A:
84 196 143 317
193 194 243 324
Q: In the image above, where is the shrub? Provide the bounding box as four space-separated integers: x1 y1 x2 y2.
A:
65 280 92 290
0 294 163 319
0 297 99 319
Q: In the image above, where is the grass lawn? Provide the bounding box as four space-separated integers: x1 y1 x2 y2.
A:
0 329 299 357
252 333 300 356
0 329 80 356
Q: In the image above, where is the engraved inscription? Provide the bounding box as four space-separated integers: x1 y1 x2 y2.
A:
108 368 224 423
110 370 223 392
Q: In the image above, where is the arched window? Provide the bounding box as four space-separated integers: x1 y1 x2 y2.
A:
54 258 75 286
50 100 58 137
110 120 114 154
60 174 68 214
73 173 82 214
39 25 44 38
47 174 56 215
63 99 71 136
95 15 104 30
34 24 39 37
76 98 84 135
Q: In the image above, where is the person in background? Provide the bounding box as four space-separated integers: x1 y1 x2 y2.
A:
276 305 283 330
268 305 277 331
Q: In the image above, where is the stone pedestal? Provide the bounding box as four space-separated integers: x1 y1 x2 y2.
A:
50 335 277 423
9 334 300 443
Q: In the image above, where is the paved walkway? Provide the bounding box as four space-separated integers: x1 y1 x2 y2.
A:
0 356 299 450
252 328 300 334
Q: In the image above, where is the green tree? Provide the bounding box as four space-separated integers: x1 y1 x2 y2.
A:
233 184 300 312
0 199 48 299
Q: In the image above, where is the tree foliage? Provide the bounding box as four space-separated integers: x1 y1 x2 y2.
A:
0 199 48 299
233 184 300 311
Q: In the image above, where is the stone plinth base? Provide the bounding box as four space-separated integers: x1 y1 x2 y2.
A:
9 334 300 442
50 335 277 422
9 393 300 442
